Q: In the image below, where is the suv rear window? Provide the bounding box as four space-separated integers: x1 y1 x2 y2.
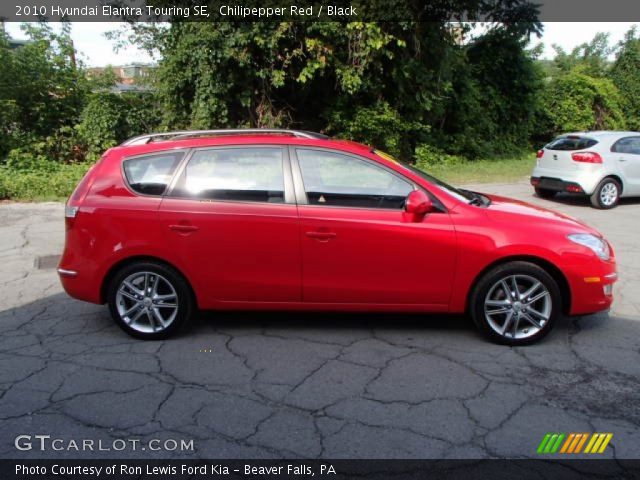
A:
123 152 184 196
546 136 598 151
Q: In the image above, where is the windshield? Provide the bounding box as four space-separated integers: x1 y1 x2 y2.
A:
373 150 475 203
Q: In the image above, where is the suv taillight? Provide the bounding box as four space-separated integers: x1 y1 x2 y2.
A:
536 149 544 158
571 152 602 164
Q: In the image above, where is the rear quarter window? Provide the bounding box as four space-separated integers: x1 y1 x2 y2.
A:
123 152 184 196
546 136 598 151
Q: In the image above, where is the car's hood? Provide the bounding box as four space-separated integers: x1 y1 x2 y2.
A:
483 194 598 234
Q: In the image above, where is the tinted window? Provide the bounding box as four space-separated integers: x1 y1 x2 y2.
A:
174 148 285 203
612 136 640 155
297 149 412 209
123 152 183 196
547 136 598 151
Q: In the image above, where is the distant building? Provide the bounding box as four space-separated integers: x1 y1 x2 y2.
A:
87 63 155 94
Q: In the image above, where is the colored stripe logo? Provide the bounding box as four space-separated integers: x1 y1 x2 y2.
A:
537 433 613 454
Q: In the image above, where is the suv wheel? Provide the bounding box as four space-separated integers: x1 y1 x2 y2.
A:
470 261 561 345
535 187 557 199
107 261 194 340
591 178 621 209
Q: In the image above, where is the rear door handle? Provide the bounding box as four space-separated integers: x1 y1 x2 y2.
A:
306 231 336 241
169 224 199 233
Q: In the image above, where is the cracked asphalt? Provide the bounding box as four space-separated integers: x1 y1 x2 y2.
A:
1 181 639 460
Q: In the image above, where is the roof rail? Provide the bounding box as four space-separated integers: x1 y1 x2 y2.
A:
121 129 329 146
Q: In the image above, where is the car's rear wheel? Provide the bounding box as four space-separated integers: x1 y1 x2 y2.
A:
470 261 561 345
590 177 621 209
107 261 194 340
535 187 557 199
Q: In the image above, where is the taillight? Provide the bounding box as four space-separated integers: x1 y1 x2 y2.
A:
571 152 602 164
65 204 79 229
536 149 544 158
65 161 99 229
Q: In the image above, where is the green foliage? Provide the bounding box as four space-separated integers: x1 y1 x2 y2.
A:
328 101 429 158
429 28 543 157
6 126 86 166
76 93 161 160
537 72 626 137
610 27 640 131
414 144 465 169
0 162 92 201
129 21 541 160
0 23 89 158
552 32 613 77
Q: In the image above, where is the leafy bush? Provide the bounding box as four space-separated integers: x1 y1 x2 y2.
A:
537 72 626 138
5 126 86 167
0 162 91 201
328 101 429 159
76 93 161 161
414 144 465 168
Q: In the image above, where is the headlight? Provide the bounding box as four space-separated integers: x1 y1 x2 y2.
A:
568 233 610 260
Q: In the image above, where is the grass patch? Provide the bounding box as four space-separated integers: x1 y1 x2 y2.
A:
421 155 535 185
0 163 92 202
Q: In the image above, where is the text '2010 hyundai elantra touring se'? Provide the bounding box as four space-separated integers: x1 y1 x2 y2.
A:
58 129 617 345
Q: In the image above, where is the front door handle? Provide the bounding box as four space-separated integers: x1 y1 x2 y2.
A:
306 231 337 241
619 158 627 162
169 224 199 233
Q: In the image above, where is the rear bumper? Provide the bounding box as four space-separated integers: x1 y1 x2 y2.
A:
530 166 602 195
531 176 586 194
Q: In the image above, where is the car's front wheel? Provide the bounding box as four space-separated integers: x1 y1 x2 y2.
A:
590 177 621 209
470 261 561 345
107 261 194 340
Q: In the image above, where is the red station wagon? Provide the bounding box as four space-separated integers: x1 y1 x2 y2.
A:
58 129 617 345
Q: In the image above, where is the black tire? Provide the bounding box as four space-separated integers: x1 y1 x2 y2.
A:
107 260 194 340
470 261 561 346
590 177 621 209
535 187 557 199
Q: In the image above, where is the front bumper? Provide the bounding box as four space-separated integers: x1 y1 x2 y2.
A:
565 257 617 316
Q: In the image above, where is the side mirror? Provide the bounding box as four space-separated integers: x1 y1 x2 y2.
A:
405 190 433 216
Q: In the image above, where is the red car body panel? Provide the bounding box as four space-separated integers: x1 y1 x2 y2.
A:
58 135 616 317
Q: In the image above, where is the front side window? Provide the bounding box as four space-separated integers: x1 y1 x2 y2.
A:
174 147 285 203
612 136 640 155
296 149 412 209
123 152 184 196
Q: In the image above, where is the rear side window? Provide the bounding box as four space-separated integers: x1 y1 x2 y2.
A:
123 152 183 196
173 147 285 203
546 136 598 151
611 136 640 155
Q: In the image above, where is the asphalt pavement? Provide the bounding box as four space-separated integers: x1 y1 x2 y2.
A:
0 182 639 459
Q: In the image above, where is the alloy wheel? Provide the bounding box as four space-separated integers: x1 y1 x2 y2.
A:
600 183 618 207
115 271 179 333
484 274 552 340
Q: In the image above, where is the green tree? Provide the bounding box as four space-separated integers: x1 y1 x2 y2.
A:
610 27 640 130
119 17 541 159
76 92 161 160
0 23 88 159
537 71 625 137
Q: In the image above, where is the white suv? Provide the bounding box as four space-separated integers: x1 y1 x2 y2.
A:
531 131 640 209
